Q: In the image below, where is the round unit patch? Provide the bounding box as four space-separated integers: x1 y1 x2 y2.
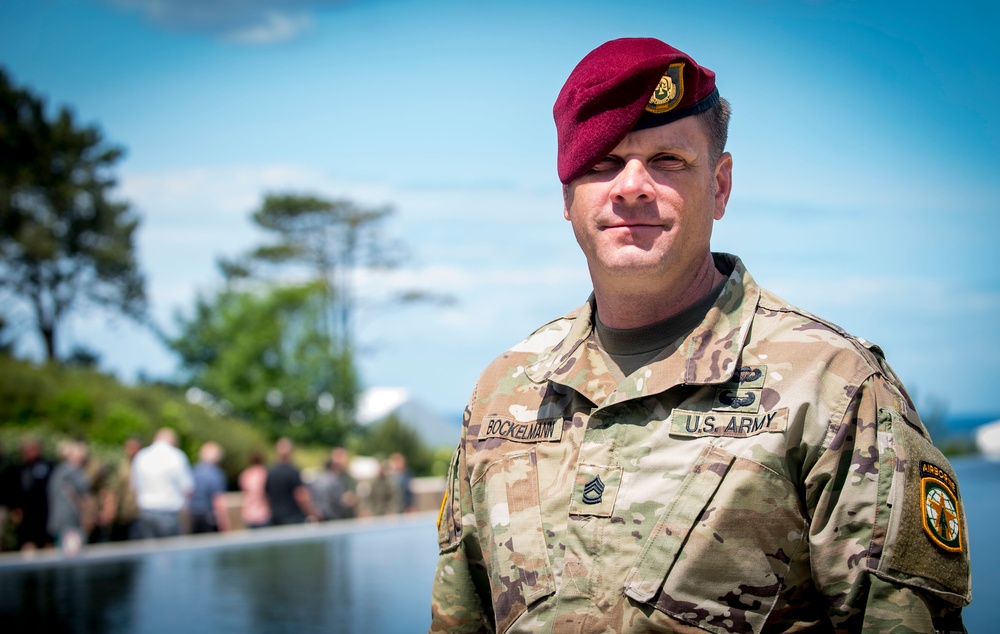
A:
920 461 963 553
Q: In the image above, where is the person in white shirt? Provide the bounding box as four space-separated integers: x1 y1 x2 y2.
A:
131 428 194 538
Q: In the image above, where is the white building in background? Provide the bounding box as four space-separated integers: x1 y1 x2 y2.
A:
355 387 460 449
974 419 1000 457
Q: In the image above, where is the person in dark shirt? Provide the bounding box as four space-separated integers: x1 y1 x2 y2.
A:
12 437 53 550
0 439 17 550
264 438 317 525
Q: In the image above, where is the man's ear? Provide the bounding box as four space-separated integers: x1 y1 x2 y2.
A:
713 152 733 221
562 184 572 221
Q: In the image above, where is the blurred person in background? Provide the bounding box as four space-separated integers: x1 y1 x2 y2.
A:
0 439 14 550
132 428 193 538
312 447 358 521
364 459 400 517
311 455 344 521
46 439 91 556
190 441 230 534
102 436 142 541
265 437 317 525
330 447 357 520
11 436 53 551
238 450 270 529
82 446 112 543
389 452 414 514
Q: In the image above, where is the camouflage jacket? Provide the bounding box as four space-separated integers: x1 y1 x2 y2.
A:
431 254 971 633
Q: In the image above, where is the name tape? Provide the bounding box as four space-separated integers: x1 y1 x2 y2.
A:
671 408 788 438
477 416 563 443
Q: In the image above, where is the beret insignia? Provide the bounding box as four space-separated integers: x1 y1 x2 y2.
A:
645 63 684 114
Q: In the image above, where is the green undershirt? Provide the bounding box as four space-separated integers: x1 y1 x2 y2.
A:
593 276 728 380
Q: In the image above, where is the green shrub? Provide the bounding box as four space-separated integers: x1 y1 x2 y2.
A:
0 354 272 486
349 415 435 476
46 388 96 433
0 359 55 425
90 403 152 446
430 446 456 477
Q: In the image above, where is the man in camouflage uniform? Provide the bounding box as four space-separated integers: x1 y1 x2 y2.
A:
430 38 971 633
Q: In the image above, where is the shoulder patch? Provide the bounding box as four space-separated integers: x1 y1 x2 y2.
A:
875 406 970 603
920 461 963 553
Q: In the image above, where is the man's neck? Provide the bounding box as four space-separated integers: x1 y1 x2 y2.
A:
592 252 724 329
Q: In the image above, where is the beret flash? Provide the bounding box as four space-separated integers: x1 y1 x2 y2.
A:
553 37 720 184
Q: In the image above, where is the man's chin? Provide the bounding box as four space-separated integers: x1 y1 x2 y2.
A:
598 257 668 279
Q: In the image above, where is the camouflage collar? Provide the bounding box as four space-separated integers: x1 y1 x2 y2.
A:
524 254 760 407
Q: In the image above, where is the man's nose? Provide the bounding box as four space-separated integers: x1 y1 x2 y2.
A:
610 159 655 204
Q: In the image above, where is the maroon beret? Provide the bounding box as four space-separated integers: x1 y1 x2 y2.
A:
553 38 719 184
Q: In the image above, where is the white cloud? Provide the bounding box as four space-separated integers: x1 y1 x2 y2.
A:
226 11 315 44
105 0 347 42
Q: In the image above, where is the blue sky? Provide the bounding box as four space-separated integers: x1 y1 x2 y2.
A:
2 0 998 423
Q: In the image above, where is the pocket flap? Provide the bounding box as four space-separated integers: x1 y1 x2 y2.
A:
472 449 556 630
623 444 735 602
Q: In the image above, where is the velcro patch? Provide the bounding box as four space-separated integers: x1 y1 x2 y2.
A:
920 461 963 553
670 408 788 438
478 416 563 443
711 366 768 413
731 365 767 388
568 463 622 517
712 388 760 412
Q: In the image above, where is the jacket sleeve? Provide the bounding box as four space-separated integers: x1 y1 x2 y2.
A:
806 370 971 632
430 401 494 633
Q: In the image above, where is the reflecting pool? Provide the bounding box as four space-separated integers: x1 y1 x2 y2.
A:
0 513 439 633
2 458 998 633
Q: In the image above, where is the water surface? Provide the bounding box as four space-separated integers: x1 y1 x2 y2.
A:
2 458 997 633
0 514 438 633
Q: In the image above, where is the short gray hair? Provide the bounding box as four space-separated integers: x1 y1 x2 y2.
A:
698 96 732 163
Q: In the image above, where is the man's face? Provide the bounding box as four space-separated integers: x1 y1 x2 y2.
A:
563 115 732 288
22 440 40 462
331 448 348 471
124 438 141 458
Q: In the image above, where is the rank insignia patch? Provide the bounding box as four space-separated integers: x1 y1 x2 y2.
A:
569 464 621 517
645 63 685 114
582 475 605 505
920 461 963 553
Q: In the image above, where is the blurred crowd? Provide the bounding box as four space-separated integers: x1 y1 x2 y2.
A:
0 429 415 556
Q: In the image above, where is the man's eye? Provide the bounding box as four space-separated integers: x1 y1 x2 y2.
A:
590 157 620 172
652 154 683 165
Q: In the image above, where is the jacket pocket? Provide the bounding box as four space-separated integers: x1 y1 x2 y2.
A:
624 444 805 634
471 449 555 632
